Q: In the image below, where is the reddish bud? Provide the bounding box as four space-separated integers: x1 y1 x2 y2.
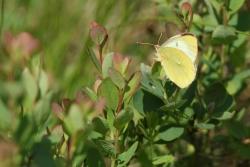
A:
113 53 131 75
89 21 108 46
3 32 39 59
181 2 192 16
94 98 106 115
51 102 64 120
180 2 193 30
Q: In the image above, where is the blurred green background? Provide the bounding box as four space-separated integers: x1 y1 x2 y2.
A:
1 0 161 97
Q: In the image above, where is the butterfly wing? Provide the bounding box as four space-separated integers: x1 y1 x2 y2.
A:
162 34 198 64
157 47 196 88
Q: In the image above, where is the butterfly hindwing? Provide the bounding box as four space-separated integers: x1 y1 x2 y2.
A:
157 46 196 88
162 34 198 64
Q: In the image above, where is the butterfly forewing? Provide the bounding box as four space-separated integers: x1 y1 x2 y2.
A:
162 34 198 64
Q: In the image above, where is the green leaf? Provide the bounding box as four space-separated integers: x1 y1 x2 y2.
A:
102 52 113 78
33 92 52 127
209 0 221 14
14 116 36 146
204 0 219 27
48 125 64 144
109 68 126 89
132 90 144 113
229 0 245 15
158 127 184 141
131 106 144 126
152 155 175 165
95 139 115 157
83 87 98 101
204 83 234 115
196 122 215 130
179 107 194 124
151 62 164 79
235 108 246 121
230 34 248 67
212 25 236 44
89 131 103 139
32 139 55 167
124 71 142 103
86 145 106 167
142 91 164 113
38 70 49 97
63 104 84 135
160 99 187 111
86 47 102 73
117 141 138 167
114 108 134 131
213 110 235 120
22 68 38 108
120 57 131 75
92 117 109 135
227 121 249 139
140 64 165 99
230 141 250 159
0 99 11 130
98 78 119 110
226 69 250 95
0 81 23 99
106 108 115 130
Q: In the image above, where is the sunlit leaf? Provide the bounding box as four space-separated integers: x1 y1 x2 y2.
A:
124 71 142 103
98 78 119 110
226 69 250 95
196 123 215 130
153 155 174 165
109 68 126 89
86 47 102 73
63 104 84 135
22 68 38 108
114 108 134 131
117 141 138 167
212 25 236 44
0 100 11 130
229 0 245 15
158 127 184 141
102 52 114 78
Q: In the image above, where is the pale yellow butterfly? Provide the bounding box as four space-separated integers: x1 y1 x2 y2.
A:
155 33 198 88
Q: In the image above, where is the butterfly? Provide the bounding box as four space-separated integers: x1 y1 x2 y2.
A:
155 33 198 88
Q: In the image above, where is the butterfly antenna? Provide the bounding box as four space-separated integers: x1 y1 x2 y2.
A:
157 32 163 45
136 42 155 47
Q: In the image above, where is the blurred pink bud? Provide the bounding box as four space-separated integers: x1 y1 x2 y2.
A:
61 98 73 111
75 90 94 111
113 52 131 75
3 31 39 59
94 98 106 115
89 21 108 46
181 2 192 17
51 102 64 120
0 139 18 164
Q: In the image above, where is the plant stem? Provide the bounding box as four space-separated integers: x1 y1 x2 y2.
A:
220 45 225 78
111 130 119 167
149 132 154 162
116 90 125 113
